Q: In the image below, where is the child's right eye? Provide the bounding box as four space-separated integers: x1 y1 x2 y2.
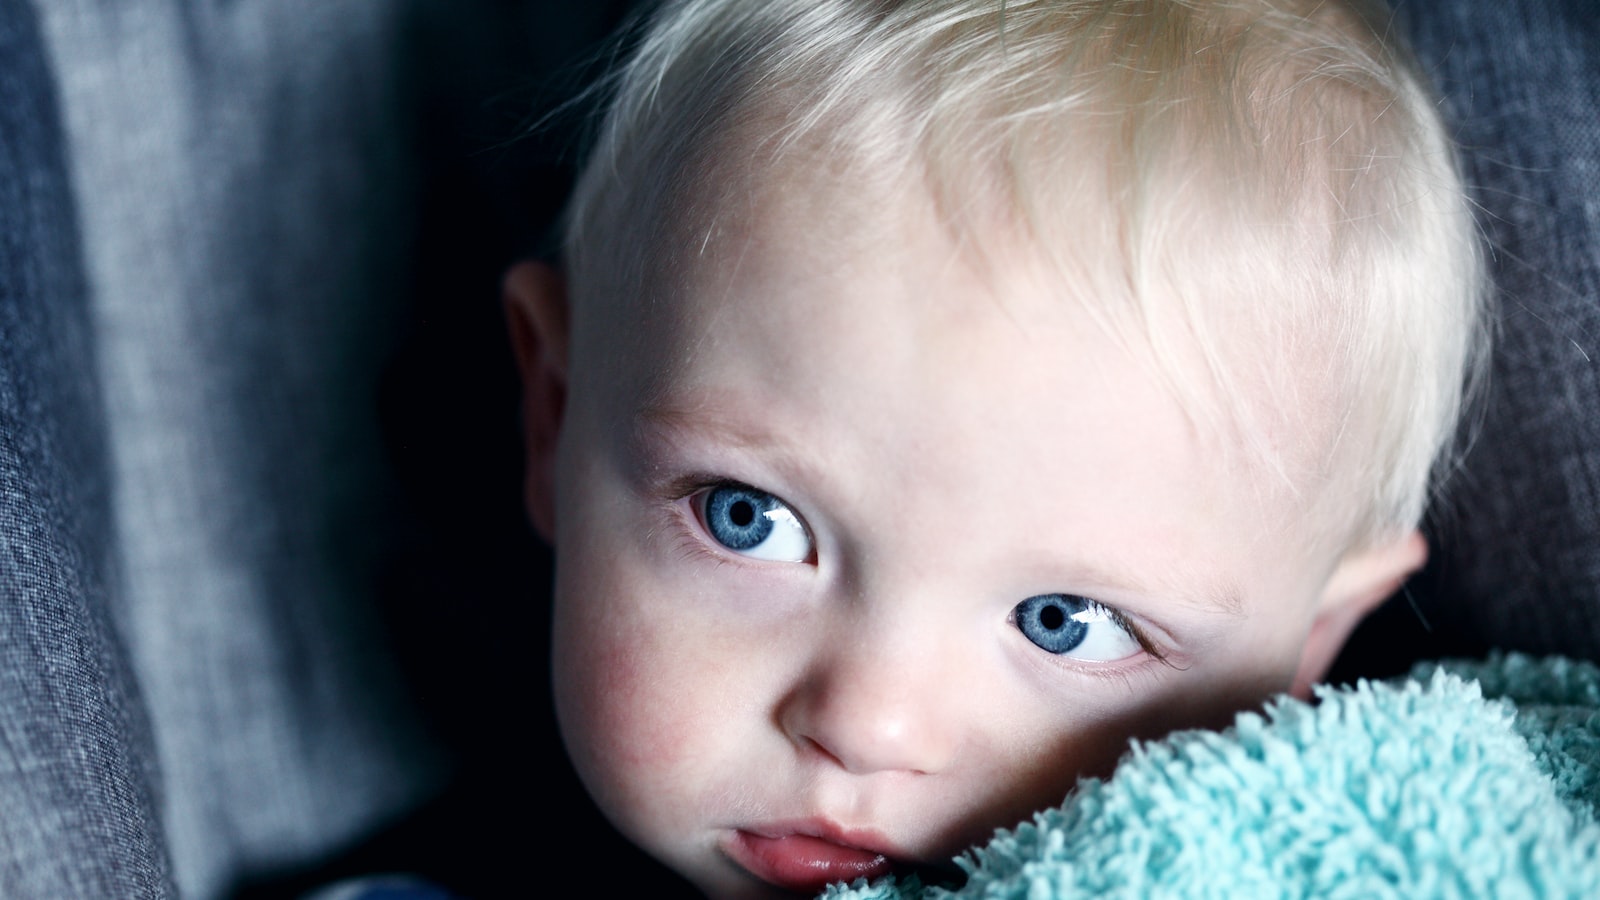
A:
696 483 813 563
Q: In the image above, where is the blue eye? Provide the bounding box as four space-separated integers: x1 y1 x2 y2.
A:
699 484 813 562
1012 594 1140 662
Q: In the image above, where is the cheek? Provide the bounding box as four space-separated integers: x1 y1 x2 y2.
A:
958 643 1307 852
551 560 709 819
547 460 712 808
548 531 784 865
942 719 1131 851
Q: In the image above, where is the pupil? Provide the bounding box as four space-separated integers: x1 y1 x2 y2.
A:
1038 604 1065 631
729 500 755 527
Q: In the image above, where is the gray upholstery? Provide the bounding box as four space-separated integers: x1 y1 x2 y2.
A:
0 0 171 893
1339 0 1600 676
33 3 453 895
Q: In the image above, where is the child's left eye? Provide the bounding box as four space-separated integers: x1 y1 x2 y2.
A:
696 483 813 563
1012 594 1141 662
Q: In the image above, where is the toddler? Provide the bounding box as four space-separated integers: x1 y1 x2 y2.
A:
504 0 1486 896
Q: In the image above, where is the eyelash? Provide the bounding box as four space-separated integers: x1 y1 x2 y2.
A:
1076 603 1172 666
1016 609 1180 685
660 474 813 562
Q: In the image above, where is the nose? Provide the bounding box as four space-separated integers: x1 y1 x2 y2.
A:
776 631 963 777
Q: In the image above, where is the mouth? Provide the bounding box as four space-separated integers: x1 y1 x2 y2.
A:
722 821 901 894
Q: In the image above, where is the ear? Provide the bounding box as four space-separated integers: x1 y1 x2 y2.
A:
1289 529 1428 699
504 260 570 543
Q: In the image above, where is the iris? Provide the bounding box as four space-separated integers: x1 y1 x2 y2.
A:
1013 593 1093 654
704 484 778 551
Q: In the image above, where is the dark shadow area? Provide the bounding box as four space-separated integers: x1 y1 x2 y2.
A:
233 3 696 896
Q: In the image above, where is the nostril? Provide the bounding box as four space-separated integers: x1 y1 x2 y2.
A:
801 735 846 768
776 656 960 777
790 715 949 777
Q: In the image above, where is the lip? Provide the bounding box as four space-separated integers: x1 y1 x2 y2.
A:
722 820 900 893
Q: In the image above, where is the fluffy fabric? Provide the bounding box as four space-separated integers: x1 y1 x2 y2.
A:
822 654 1600 899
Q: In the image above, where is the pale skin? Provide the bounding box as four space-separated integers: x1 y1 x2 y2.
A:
507 158 1426 899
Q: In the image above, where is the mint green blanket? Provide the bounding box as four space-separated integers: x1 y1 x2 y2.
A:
824 654 1600 898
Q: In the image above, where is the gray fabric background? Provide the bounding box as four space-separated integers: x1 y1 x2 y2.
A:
0 0 172 893
21 2 655 895
34 3 448 896
1339 0 1600 676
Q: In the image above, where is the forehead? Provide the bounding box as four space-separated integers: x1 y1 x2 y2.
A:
579 156 1327 609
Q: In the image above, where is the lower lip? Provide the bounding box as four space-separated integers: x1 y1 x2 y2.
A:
725 830 895 893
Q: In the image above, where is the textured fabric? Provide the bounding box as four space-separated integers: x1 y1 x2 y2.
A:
1385 0 1600 662
32 3 452 896
14 1 658 895
0 0 174 894
822 654 1600 900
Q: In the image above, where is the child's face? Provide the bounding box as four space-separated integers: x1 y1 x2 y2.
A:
510 159 1423 899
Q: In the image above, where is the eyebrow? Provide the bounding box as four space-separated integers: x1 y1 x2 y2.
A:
1110 567 1246 619
631 390 825 486
632 392 799 468
1198 588 1245 618
636 392 763 446
1020 545 1242 623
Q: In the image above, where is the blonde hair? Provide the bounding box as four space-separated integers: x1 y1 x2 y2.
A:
562 0 1488 549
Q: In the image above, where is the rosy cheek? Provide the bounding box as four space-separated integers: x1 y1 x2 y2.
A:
591 642 700 771
557 622 652 764
554 593 720 813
